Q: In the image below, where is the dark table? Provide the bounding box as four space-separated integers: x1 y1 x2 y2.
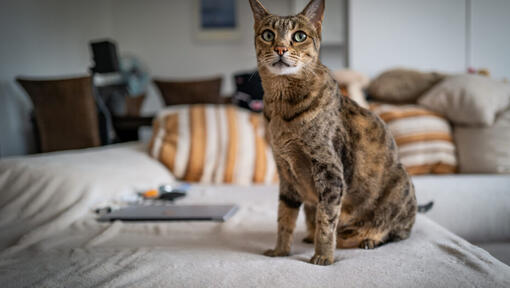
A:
112 115 154 142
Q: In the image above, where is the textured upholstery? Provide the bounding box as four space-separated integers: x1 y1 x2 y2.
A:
17 76 100 152
153 77 223 106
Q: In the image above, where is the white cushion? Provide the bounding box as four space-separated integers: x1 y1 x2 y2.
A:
454 108 510 173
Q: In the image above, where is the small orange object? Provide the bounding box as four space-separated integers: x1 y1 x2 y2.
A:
142 189 159 198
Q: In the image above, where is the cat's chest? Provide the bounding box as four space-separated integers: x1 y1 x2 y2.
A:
277 144 318 203
267 117 308 153
268 120 319 203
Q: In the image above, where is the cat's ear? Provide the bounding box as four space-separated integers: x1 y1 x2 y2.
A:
249 0 269 23
300 0 325 34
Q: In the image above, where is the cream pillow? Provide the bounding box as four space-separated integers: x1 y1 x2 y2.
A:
418 75 510 126
454 108 510 174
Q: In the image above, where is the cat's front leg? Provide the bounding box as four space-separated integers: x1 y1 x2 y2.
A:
310 160 344 266
302 203 316 243
264 181 301 257
311 203 341 265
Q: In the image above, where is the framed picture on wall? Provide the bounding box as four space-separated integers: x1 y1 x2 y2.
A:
194 0 240 42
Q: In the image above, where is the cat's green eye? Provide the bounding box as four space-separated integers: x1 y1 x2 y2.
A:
293 31 307 42
261 30 275 42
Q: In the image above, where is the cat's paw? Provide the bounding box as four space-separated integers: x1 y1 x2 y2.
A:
302 235 314 244
359 239 376 250
310 254 334 266
263 249 289 257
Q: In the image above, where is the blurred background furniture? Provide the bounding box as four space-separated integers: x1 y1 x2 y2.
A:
16 76 101 153
112 114 153 142
89 39 151 142
153 76 225 106
232 70 264 112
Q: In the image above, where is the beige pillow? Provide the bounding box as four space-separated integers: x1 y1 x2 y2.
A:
418 75 510 126
454 108 510 174
368 68 445 103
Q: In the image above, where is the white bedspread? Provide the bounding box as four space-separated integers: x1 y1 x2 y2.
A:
1 143 509 288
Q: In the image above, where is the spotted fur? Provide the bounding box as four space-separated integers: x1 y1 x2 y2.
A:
250 0 418 266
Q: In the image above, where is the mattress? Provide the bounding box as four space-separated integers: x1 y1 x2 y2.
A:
0 143 509 288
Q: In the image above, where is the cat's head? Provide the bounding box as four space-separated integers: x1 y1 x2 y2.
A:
249 0 325 76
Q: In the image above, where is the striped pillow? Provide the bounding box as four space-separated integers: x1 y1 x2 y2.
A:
370 103 457 175
149 105 278 185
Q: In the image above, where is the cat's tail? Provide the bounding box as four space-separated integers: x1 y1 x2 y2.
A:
417 201 434 213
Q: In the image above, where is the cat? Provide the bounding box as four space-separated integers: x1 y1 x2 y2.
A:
249 0 418 266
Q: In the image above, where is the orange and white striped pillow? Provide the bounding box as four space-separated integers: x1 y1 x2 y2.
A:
370 103 457 175
150 104 456 183
149 105 278 185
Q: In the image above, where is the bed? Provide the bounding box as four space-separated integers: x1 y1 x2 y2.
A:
1 143 509 287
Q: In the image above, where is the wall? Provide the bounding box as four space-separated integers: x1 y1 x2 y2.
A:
348 0 510 80
0 0 112 156
348 0 467 77
110 0 293 114
470 0 510 80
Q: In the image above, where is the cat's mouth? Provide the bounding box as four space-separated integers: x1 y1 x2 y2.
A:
266 57 301 75
272 59 291 67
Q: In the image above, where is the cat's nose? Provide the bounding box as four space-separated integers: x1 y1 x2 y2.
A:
274 46 288 56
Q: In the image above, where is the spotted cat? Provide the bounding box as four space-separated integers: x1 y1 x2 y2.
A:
249 0 418 266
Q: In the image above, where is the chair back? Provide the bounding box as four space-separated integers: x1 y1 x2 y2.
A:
17 76 101 152
153 76 223 106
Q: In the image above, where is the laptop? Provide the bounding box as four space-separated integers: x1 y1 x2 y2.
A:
97 204 238 222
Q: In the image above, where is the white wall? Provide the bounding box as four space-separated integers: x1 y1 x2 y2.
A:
470 0 510 80
110 0 292 114
348 0 467 77
348 0 510 80
0 0 112 156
